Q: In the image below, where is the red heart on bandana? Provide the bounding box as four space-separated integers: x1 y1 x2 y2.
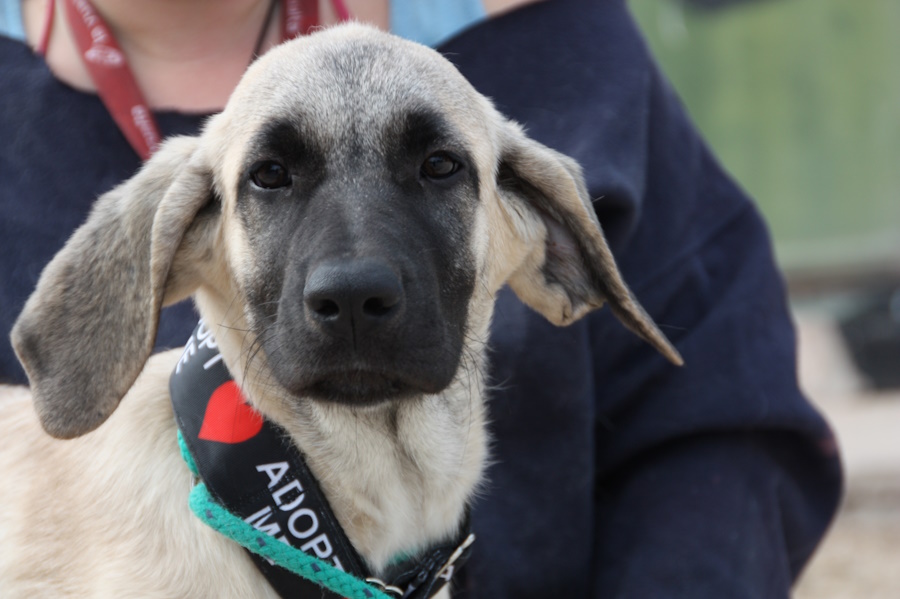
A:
198 381 263 444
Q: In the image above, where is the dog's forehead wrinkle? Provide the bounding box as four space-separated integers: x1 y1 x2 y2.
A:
231 28 485 151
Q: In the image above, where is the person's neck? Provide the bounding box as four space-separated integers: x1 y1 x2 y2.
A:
88 0 277 112
91 0 271 65
25 0 279 112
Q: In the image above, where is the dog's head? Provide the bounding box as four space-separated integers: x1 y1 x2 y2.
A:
12 24 681 439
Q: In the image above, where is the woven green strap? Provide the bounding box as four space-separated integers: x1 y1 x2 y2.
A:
188 484 390 599
178 433 390 599
178 430 200 477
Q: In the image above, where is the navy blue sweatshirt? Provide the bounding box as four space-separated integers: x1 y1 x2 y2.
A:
0 0 841 597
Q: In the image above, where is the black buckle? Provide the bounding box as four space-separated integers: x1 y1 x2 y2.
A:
379 530 476 599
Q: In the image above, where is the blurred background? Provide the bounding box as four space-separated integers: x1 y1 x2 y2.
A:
626 0 900 596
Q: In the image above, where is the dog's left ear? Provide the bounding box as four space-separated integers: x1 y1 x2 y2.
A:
11 136 218 439
496 122 683 365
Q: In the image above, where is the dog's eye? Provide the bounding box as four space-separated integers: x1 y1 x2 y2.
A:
421 152 461 180
250 161 291 189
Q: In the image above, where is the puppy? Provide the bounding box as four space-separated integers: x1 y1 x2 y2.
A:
1 24 681 598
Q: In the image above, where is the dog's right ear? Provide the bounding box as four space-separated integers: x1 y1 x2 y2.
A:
11 136 218 439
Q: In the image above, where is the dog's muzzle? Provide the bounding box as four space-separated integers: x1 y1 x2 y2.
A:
262 253 469 406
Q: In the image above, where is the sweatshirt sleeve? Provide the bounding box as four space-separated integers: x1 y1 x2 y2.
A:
586 178 842 597
592 431 840 598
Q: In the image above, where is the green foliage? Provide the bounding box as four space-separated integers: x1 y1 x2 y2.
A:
628 0 900 271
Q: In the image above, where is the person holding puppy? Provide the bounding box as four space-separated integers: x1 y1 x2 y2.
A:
0 0 840 597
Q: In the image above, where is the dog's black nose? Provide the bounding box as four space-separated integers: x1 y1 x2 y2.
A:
304 260 403 340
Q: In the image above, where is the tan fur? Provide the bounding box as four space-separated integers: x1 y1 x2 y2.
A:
2 24 680 597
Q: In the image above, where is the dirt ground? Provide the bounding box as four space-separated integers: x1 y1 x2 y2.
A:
791 310 900 599
795 476 900 598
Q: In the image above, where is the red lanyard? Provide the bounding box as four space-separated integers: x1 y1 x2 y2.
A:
48 0 347 161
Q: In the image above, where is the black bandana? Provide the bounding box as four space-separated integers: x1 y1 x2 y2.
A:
170 321 473 599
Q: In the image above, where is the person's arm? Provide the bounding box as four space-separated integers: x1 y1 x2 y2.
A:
438 0 842 595
587 195 841 597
